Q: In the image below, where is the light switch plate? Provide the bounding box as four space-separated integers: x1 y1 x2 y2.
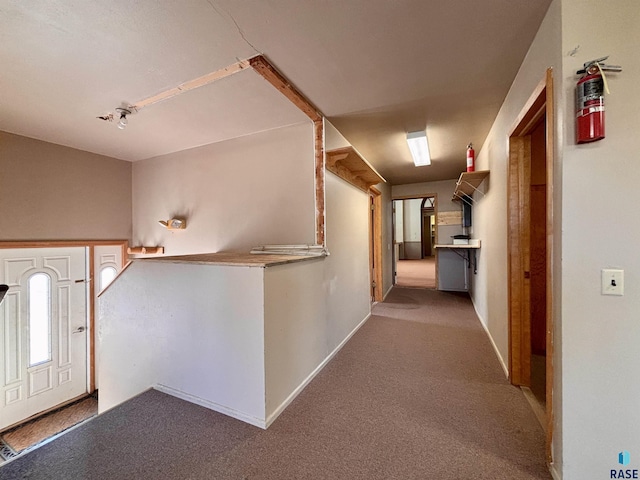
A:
602 269 624 296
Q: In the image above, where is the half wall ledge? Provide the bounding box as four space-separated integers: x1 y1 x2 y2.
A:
139 251 323 268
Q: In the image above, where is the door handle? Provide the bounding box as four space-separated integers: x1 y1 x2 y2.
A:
73 326 86 333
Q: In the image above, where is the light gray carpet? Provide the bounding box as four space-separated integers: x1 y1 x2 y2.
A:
1 287 550 479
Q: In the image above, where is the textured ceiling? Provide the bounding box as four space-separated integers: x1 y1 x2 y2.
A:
0 0 552 184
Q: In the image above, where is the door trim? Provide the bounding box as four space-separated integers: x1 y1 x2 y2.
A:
391 194 438 287
507 68 554 464
0 240 128 394
369 187 383 302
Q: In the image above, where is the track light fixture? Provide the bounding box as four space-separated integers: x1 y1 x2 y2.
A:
115 108 131 130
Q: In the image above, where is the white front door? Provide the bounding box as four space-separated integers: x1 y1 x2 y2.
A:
0 247 87 430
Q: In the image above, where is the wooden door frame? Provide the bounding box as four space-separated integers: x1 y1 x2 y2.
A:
0 240 128 394
391 194 439 286
369 187 383 302
507 68 554 463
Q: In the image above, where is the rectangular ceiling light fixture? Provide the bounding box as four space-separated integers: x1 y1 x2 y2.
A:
406 131 431 166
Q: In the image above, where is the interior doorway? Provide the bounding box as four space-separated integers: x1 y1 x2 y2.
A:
507 69 554 463
392 195 437 289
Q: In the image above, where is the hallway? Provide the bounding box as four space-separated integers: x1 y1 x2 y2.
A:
1 288 549 479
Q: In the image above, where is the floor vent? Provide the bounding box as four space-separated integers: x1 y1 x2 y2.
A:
0 438 18 462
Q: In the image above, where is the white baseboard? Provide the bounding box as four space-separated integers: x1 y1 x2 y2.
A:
470 296 509 378
155 312 373 431
265 312 372 428
154 384 267 429
383 285 393 301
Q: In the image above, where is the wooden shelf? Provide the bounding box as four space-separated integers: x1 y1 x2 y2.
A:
452 170 490 202
326 146 385 192
127 246 164 255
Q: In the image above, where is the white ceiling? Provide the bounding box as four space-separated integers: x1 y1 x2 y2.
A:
0 0 551 184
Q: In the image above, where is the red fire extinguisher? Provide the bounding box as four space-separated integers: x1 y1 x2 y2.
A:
575 56 621 144
466 143 475 172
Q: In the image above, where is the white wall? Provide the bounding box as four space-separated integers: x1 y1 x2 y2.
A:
559 1 640 478
401 199 421 259
394 200 404 243
0 132 132 241
403 198 422 242
325 119 393 299
264 259 327 422
265 172 372 421
101 120 373 431
98 261 266 426
132 122 315 255
324 173 371 343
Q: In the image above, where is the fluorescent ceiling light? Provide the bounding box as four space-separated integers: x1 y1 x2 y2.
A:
406 131 431 166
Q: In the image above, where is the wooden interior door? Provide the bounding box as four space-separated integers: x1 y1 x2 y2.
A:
0 247 87 431
422 213 433 257
529 118 547 356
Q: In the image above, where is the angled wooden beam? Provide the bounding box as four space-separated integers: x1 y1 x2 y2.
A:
249 55 322 122
249 54 326 245
131 60 251 111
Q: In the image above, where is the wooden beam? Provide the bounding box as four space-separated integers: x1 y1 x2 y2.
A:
131 60 250 111
248 55 325 245
314 120 325 246
249 55 322 122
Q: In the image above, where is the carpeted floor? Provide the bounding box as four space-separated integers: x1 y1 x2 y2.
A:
0 287 550 479
396 258 436 289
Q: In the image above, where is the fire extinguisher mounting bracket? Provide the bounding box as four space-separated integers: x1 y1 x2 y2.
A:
576 56 622 75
